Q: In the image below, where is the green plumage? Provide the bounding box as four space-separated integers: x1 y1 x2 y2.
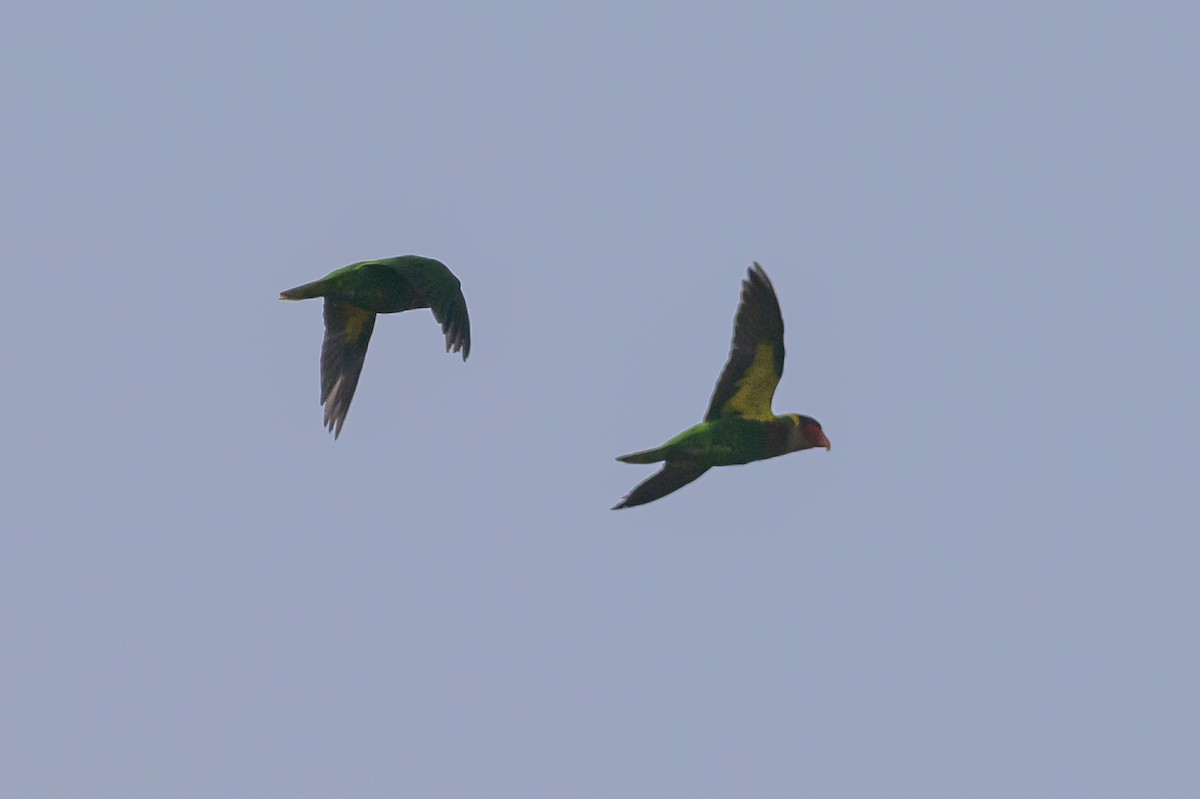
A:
280 255 470 438
616 417 795 467
613 264 829 509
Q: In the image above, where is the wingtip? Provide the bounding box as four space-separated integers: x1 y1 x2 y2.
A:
747 262 772 286
322 407 345 440
445 336 470 361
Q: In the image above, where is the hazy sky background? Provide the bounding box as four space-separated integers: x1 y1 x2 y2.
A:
4 2 1198 796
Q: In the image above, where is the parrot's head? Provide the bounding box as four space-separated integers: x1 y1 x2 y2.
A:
787 414 830 452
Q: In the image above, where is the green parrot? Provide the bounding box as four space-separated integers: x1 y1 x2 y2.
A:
280 255 470 438
613 263 829 509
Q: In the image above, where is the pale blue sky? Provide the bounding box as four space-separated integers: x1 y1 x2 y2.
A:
4 2 1198 796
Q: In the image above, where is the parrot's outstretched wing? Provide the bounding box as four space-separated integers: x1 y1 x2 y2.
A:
705 264 785 422
320 300 377 438
406 262 471 360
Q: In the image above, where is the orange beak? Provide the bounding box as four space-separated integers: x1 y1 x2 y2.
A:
813 429 831 451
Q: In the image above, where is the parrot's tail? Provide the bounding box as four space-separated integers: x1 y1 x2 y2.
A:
278 279 326 301
615 445 670 464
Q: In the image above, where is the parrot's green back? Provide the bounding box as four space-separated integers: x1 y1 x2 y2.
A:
617 416 792 467
281 256 461 315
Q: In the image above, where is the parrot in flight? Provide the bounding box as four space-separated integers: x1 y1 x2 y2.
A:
613 263 829 509
280 255 470 438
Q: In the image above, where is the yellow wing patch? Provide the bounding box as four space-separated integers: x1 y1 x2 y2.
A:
718 342 780 420
342 307 372 343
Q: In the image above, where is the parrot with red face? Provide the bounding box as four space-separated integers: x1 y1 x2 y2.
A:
613 263 829 509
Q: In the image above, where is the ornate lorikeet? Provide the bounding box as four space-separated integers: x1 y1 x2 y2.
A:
280 255 470 438
613 263 829 509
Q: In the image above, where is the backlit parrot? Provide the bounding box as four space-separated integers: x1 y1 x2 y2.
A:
613 263 829 509
280 255 470 438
